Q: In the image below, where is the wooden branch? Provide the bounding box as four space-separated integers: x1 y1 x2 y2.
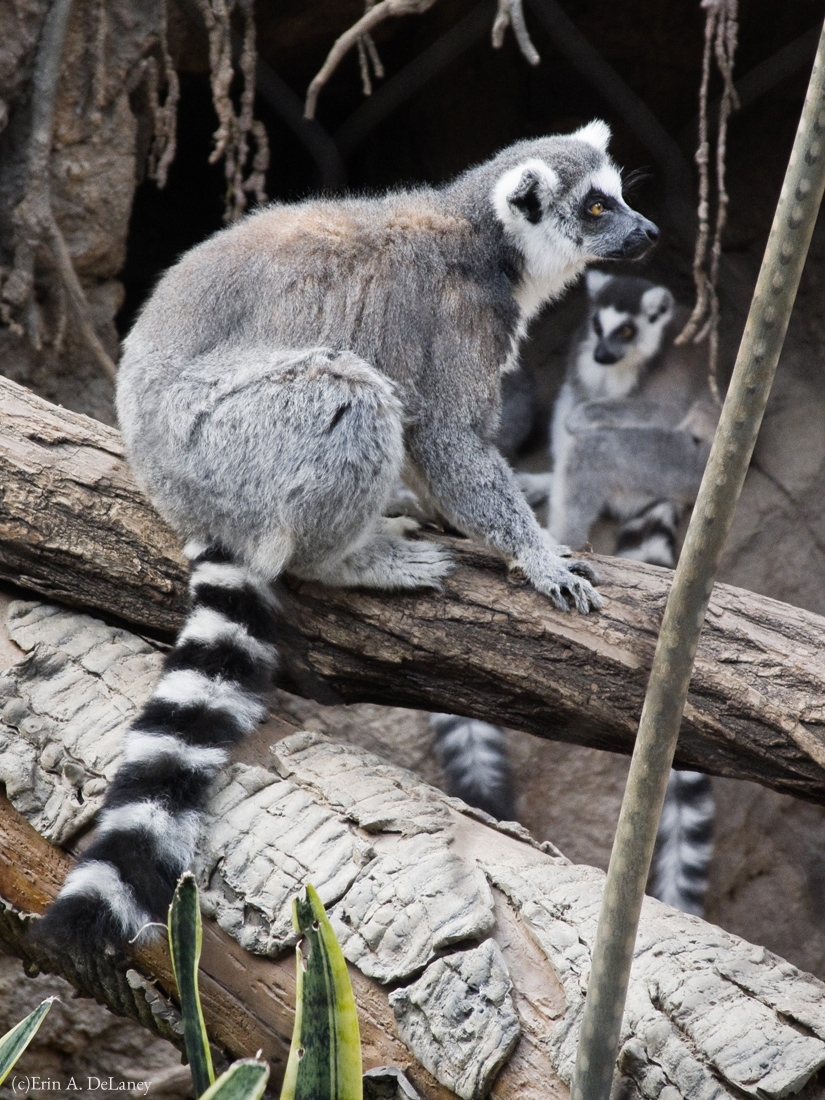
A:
2 374 825 801
0 793 454 1100
4 607 825 1100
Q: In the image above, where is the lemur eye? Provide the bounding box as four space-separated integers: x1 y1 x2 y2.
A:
619 324 635 340
588 200 605 216
593 317 603 337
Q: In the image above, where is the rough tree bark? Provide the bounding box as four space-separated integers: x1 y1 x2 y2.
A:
3 600 825 1100
2 374 825 802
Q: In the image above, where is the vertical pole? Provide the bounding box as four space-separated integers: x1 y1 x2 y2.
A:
570 20 825 1100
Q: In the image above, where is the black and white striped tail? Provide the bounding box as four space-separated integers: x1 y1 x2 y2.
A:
615 501 715 915
34 543 279 954
615 501 680 568
430 713 516 821
650 769 714 915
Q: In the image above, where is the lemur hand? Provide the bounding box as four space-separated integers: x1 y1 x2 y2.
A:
511 542 601 613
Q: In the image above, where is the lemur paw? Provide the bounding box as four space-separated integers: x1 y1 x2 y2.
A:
565 557 599 584
388 537 454 590
513 550 602 613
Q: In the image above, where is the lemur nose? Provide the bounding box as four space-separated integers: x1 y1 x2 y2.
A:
643 220 660 242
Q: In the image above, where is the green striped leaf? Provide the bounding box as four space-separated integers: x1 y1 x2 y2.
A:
281 884 362 1100
0 998 56 1086
200 1060 269 1100
169 872 215 1097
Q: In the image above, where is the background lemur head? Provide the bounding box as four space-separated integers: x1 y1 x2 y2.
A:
446 121 660 315
582 270 675 371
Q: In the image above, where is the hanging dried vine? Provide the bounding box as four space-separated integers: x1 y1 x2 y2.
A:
304 0 539 120
143 19 180 190
675 0 740 405
196 0 270 221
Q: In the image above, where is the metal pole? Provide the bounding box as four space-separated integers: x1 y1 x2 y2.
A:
570 19 825 1100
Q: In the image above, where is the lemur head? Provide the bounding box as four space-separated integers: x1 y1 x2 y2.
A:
584 270 675 367
486 122 659 302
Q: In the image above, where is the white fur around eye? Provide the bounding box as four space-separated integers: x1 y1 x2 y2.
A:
587 164 624 203
598 306 630 334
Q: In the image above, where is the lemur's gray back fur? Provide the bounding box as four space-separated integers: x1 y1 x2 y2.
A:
36 124 660 953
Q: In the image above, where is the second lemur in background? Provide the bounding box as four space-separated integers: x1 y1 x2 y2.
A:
433 271 718 915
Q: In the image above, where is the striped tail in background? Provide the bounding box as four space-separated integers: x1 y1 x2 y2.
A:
34 543 279 953
650 769 715 915
616 499 715 916
430 713 516 821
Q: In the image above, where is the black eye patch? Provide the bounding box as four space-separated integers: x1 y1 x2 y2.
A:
593 316 603 337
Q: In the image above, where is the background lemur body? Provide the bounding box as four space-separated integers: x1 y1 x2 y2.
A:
433 272 717 915
549 270 717 555
38 124 660 951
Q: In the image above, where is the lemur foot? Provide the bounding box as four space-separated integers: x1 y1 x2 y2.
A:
512 548 602 613
315 517 453 590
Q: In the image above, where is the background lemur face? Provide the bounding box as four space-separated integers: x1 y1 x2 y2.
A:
584 270 675 368
491 121 660 283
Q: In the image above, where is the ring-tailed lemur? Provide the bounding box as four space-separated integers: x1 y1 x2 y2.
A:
432 272 717 914
549 270 718 555
35 123 660 953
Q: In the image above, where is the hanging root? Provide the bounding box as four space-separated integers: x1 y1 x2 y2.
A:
357 1 386 98
196 0 270 221
143 10 181 191
304 0 539 120
0 0 117 380
491 0 540 65
675 0 739 406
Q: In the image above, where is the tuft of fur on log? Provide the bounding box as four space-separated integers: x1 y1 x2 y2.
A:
2 375 825 802
3 600 825 1100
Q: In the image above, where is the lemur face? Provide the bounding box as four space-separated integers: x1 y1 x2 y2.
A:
585 271 675 367
492 121 660 290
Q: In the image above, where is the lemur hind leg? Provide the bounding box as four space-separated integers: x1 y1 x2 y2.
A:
299 515 452 590
139 347 450 589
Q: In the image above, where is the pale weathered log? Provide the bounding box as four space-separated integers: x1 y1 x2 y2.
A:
3 601 825 1100
3 374 825 801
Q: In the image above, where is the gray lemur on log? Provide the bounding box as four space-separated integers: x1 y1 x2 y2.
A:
34 122 659 952
434 271 717 914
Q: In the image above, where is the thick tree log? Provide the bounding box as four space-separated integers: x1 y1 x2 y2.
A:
3 601 825 1100
2 374 825 801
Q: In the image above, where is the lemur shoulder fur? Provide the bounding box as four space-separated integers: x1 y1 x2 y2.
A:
36 122 659 952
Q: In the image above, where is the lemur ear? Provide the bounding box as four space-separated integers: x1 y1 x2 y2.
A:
641 285 674 319
495 161 559 226
586 270 611 298
508 169 545 224
572 120 612 154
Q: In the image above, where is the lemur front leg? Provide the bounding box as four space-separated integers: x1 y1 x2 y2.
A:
407 421 600 613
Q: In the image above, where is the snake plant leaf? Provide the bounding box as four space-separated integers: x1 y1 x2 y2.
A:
169 872 215 1097
0 998 56 1086
199 1060 270 1100
281 884 362 1100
